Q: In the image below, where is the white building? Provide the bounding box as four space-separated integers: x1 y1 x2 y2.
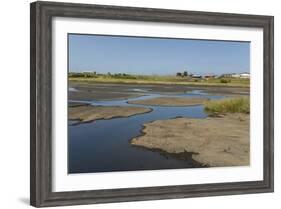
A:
222 72 250 79
231 73 241 78
239 72 250 79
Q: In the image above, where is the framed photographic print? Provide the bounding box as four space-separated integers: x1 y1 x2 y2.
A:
30 1 274 207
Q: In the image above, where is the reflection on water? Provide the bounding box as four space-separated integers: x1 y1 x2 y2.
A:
68 90 224 173
69 87 79 92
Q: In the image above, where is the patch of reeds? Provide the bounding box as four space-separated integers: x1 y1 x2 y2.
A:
204 97 250 115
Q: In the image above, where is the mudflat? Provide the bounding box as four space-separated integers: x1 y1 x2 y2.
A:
128 97 207 106
69 104 152 123
69 81 249 101
68 102 90 107
131 113 249 167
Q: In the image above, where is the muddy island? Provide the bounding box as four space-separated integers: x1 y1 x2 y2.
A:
69 104 152 123
131 113 249 167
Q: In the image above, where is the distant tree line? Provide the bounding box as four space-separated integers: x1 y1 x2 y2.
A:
68 72 98 78
108 73 137 79
68 72 138 79
176 71 189 77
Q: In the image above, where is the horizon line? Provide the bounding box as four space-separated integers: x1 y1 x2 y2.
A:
68 71 250 75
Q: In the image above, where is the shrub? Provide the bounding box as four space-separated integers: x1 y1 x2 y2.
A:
68 72 97 78
220 79 231 83
110 73 137 79
204 97 250 114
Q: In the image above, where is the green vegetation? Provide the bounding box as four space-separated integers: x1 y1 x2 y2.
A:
69 72 98 78
176 71 189 77
220 78 231 83
204 97 250 114
68 72 250 87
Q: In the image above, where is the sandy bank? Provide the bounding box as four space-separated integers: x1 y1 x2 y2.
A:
69 90 145 101
69 82 249 101
69 105 152 123
131 114 249 167
128 97 207 106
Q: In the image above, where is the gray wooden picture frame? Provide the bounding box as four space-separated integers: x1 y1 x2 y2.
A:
30 1 274 207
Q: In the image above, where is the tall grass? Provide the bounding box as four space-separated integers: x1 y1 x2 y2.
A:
68 72 250 87
204 97 250 114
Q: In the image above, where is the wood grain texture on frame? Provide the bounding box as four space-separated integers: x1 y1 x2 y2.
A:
30 1 274 207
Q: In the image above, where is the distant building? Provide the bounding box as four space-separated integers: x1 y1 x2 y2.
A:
192 74 202 79
220 73 233 78
220 72 250 79
231 73 241 78
204 74 216 80
239 72 250 79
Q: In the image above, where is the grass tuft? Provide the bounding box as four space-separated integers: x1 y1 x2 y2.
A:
204 97 250 115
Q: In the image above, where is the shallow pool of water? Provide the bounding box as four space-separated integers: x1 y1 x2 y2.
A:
68 90 224 173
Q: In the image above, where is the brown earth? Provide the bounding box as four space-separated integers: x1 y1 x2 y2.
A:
131 113 249 167
69 81 249 101
69 104 152 123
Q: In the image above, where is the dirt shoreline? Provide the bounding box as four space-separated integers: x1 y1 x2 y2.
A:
128 97 207 107
131 114 249 167
69 104 152 124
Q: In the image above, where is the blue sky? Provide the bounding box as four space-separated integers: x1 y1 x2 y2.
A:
68 34 250 75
